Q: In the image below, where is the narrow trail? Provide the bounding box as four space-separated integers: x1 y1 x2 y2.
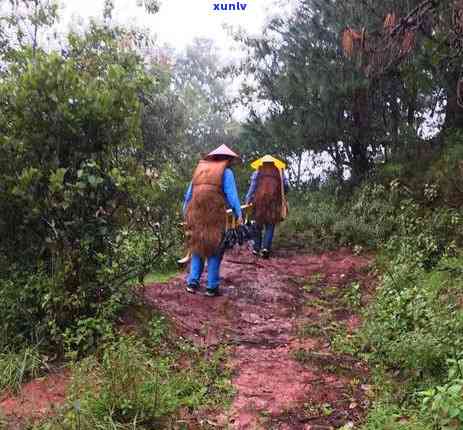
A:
144 247 376 429
0 247 375 429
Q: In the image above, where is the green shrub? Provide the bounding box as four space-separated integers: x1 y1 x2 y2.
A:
0 272 52 349
146 314 169 347
276 191 340 250
332 216 378 247
0 346 43 393
344 281 362 308
376 162 406 182
359 255 463 380
349 183 398 242
360 402 431 430
0 267 131 357
0 26 184 357
420 354 463 429
428 132 463 206
278 183 400 250
383 201 462 269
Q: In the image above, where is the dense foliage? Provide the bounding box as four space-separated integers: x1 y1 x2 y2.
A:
0 9 187 355
277 144 463 428
1 0 463 428
238 0 463 186
241 10 463 426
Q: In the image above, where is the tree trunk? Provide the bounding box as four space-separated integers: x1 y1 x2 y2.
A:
349 140 370 185
327 143 346 184
443 69 463 132
295 152 302 190
349 86 372 183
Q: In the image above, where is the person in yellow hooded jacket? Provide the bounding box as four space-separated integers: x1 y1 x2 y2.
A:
245 156 289 258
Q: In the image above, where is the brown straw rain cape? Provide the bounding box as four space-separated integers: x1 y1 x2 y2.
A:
254 163 283 225
185 160 228 258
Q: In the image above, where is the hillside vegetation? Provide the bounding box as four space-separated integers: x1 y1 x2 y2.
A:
1 0 463 429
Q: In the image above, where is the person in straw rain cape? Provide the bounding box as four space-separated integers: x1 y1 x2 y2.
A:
183 144 243 297
245 155 289 259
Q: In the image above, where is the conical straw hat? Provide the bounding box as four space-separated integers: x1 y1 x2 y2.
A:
205 144 241 162
204 145 241 164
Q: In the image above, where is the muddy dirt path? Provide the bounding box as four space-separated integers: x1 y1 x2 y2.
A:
0 247 374 429
144 247 375 429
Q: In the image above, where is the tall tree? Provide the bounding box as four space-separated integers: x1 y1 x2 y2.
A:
342 0 463 134
239 0 451 184
0 0 58 59
172 38 239 156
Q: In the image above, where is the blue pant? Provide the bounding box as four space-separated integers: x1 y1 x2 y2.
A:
187 253 222 290
254 224 275 251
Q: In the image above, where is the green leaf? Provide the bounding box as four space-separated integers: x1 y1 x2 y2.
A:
449 384 463 396
49 168 67 193
88 175 98 186
449 407 461 418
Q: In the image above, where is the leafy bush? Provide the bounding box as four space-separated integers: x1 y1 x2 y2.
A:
0 271 53 349
278 184 397 249
375 162 406 183
383 201 462 269
360 402 431 430
360 254 463 380
276 191 340 250
332 216 378 247
421 355 463 429
428 132 463 206
0 265 131 357
0 26 185 355
419 354 463 430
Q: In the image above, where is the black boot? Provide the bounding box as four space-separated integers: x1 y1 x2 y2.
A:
205 288 220 297
186 282 199 294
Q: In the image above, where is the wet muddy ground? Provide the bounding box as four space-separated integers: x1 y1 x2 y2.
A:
144 247 375 429
0 247 375 429
0 370 69 430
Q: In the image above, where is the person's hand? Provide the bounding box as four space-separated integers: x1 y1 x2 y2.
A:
237 216 243 225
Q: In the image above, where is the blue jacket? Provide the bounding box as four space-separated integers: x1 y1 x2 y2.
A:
245 171 289 204
183 168 242 218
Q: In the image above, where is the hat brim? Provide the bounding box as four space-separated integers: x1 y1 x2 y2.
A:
204 154 242 164
251 156 286 170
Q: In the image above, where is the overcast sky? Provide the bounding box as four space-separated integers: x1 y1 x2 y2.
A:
59 0 278 53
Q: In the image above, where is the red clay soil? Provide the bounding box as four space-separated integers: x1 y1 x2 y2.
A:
144 247 375 430
0 247 373 430
0 370 69 429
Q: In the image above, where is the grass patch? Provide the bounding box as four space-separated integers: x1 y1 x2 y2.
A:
143 270 179 284
360 402 431 430
342 281 362 309
33 311 234 430
127 269 179 287
0 346 43 393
